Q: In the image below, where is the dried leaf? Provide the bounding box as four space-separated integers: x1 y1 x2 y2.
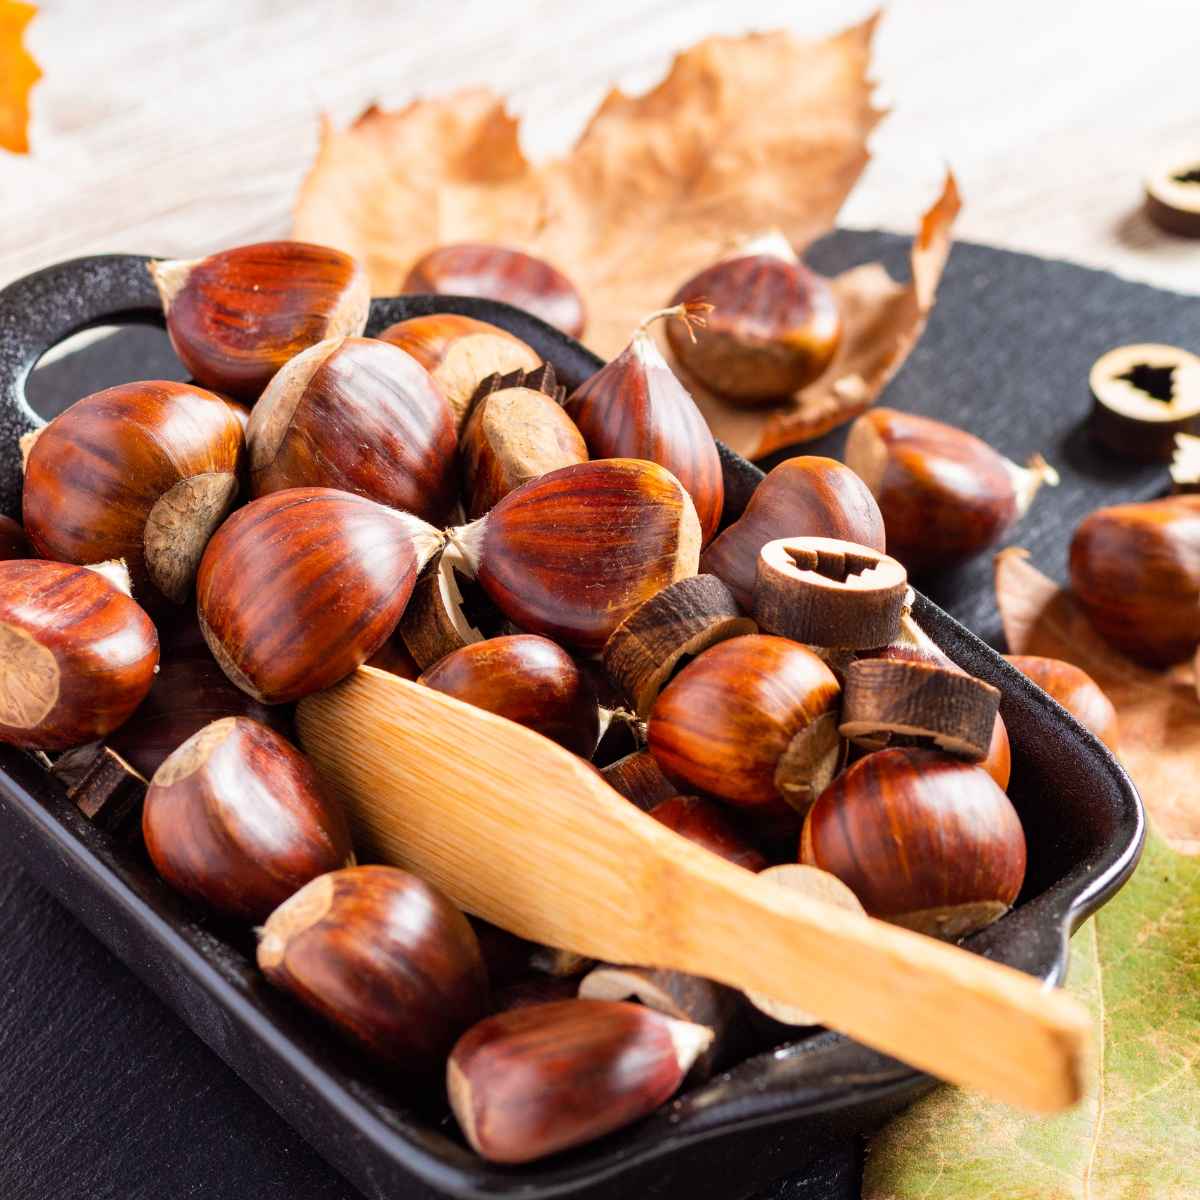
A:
0 1 40 155
864 827 1200 1200
994 548 1200 855
293 14 957 456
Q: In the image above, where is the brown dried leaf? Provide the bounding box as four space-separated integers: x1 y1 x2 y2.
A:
294 14 957 456
995 547 1200 855
0 1 40 154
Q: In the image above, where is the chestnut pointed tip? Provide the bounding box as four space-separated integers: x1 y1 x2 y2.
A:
151 716 237 787
663 1016 716 1075
257 873 336 971
148 255 199 311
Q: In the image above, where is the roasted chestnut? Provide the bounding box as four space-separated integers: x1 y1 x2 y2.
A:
143 717 353 922
1004 655 1119 751
648 795 767 871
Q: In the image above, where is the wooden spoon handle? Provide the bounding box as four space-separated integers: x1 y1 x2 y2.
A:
298 668 1090 1113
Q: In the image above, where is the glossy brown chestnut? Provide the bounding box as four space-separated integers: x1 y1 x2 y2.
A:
1004 655 1119 751
844 408 1058 573
259 865 487 1077
447 999 712 1163
22 381 245 606
701 456 885 609
377 313 541 427
648 634 842 811
0 560 159 749
668 232 841 401
418 634 599 757
800 747 1027 939
565 305 724 543
247 336 457 523
0 515 30 560
403 244 585 338
143 717 353 921
1068 495 1200 666
196 487 442 703
452 459 702 653
648 795 767 871
150 241 370 399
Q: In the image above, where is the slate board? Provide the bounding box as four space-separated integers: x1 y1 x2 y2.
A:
2 231 1196 1200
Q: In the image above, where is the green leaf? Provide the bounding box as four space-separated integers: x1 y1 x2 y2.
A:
863 828 1200 1200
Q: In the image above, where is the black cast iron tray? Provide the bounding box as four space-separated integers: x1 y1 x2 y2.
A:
0 255 1145 1200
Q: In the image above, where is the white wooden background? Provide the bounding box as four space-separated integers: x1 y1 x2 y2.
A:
1 0 1198 296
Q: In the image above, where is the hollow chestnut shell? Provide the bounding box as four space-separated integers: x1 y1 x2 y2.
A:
143 717 353 922
0 560 159 750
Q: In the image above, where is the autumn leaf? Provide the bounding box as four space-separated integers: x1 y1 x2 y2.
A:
0 1 40 154
293 13 958 459
864 827 1200 1200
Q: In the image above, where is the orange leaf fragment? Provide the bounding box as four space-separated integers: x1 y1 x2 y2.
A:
0 1 40 154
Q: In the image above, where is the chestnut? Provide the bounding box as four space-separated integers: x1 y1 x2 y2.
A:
648 795 767 872
22 381 245 606
143 717 353 922
447 999 712 1163
1068 495 1200 666
377 313 541 427
196 487 443 703
565 304 724 544
259 865 487 1077
418 634 600 757
150 241 370 399
800 747 1027 939
0 514 30 560
403 244 585 338
451 459 702 653
0 559 159 750
701 456 885 609
1004 655 1119 751
844 408 1058 573
647 634 842 811
247 336 457 523
667 232 840 401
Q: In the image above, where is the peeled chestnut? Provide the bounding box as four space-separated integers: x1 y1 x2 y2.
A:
667 232 840 401
844 408 1057 573
447 999 712 1163
259 865 487 1077
247 336 457 523
801 747 1027 939
701 456 885 609
648 634 842 811
150 241 370 399
22 381 245 606
418 634 599 757
143 717 352 921
1004 655 1119 751
0 559 159 749
565 304 724 543
1068 495 1200 666
0 514 30 560
451 459 701 653
377 313 541 427
197 487 442 703
648 795 767 871
403 244 585 338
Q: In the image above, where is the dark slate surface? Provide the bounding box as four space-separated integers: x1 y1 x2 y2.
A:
2 231 1196 1199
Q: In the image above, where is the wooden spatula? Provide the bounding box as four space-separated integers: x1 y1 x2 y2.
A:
297 667 1090 1113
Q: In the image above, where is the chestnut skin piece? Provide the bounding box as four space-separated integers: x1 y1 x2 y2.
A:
648 795 767 872
150 241 370 399
22 381 245 607
447 999 713 1163
259 865 488 1078
0 560 159 750
668 233 841 401
453 459 702 654
801 747 1027 940
196 487 443 703
1004 655 1119 752
648 634 842 811
403 244 585 338
377 313 541 428
701 457 885 609
0 514 30 560
418 634 600 757
247 336 458 523
1068 495 1200 666
143 717 353 922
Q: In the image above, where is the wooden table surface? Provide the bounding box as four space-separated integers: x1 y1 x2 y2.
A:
1 0 1198 295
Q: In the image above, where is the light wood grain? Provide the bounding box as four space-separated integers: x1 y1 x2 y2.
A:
1 1 1198 296
297 666 1091 1114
